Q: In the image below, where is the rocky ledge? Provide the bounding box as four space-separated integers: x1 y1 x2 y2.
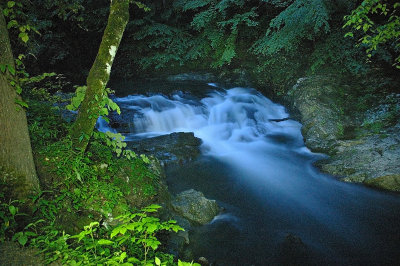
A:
288 75 400 192
128 132 202 165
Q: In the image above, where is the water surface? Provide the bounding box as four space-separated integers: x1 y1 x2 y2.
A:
102 81 400 265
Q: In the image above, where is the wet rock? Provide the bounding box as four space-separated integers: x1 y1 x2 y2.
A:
288 76 348 153
316 127 400 185
171 189 220 225
167 73 216 83
198 256 210 266
288 76 400 192
364 174 400 192
128 132 202 165
166 215 192 256
217 68 253 87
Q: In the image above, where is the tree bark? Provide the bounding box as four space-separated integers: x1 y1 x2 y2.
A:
0 7 39 199
70 0 129 151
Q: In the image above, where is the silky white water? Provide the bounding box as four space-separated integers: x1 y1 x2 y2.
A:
99 84 400 265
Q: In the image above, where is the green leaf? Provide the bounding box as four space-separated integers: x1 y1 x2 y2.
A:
17 233 28 246
9 205 16 216
7 20 17 29
3 8 10 16
7 1 15 8
15 85 22 94
7 65 15 75
15 98 28 108
344 32 354 37
155 257 161 266
146 223 158 233
140 154 151 164
18 32 29 43
97 239 114 245
0 64 6 73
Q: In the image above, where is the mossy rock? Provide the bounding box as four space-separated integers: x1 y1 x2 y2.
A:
171 189 220 225
364 175 400 192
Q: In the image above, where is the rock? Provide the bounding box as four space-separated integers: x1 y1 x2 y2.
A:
166 214 192 256
128 132 202 165
364 174 400 192
167 73 216 82
288 76 400 192
217 68 253 87
288 76 348 153
198 257 210 266
171 189 220 225
0 241 46 266
316 129 400 186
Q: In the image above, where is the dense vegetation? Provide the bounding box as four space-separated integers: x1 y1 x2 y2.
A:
10 0 399 93
1 0 399 264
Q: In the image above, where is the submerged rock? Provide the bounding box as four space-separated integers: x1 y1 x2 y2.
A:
171 189 220 225
275 233 311 265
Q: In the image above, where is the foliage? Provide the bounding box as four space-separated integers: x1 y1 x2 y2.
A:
131 22 195 69
252 0 329 55
0 194 24 243
309 31 369 75
66 86 121 119
344 0 400 68
2 0 39 43
25 205 194 265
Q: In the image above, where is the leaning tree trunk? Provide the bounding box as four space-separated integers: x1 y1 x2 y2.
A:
0 7 39 199
70 0 129 151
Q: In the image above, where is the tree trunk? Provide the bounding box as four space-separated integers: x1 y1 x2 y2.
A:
70 0 129 151
0 7 39 199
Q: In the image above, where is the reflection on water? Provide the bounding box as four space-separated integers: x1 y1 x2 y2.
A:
101 84 400 265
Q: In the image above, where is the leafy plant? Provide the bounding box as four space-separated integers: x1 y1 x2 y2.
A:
344 0 400 68
30 205 191 265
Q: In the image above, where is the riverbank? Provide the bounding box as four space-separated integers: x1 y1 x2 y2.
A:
285 74 400 192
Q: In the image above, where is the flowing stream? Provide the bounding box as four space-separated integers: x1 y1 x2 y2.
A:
101 81 400 265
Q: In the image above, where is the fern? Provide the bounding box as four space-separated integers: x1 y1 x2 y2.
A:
215 0 246 12
182 0 212 11
217 8 259 31
191 8 217 30
131 22 194 69
216 32 237 67
251 0 330 55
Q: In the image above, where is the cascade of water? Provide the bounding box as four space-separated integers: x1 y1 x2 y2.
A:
101 84 400 265
113 87 307 156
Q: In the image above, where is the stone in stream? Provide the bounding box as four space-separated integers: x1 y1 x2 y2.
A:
171 189 220 225
128 132 202 165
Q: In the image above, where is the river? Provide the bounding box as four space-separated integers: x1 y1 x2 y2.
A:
102 80 400 265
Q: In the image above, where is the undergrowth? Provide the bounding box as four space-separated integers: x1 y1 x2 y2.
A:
1 78 199 265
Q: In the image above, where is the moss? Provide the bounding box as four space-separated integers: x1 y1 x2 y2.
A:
364 175 400 192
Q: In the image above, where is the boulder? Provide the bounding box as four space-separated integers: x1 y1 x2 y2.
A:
288 76 400 192
128 132 202 165
288 76 348 153
171 189 220 225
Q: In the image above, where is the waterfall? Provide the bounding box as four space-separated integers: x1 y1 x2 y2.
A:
113 87 307 156
100 83 400 265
